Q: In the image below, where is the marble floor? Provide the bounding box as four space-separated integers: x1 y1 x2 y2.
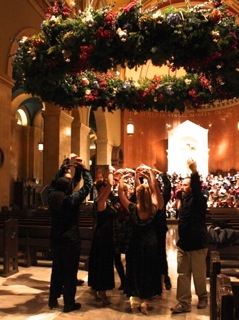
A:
0 225 210 320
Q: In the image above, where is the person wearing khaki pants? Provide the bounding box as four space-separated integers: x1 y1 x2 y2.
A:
171 159 208 314
176 247 208 309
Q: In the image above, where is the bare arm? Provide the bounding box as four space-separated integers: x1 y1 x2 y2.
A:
118 175 131 213
97 165 115 211
148 168 164 210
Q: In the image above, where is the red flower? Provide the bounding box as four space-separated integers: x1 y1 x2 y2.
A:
121 1 137 13
95 27 114 39
210 9 223 23
87 94 96 101
105 11 118 26
98 78 108 88
200 74 210 87
152 76 162 83
188 89 198 98
79 45 94 59
32 38 45 49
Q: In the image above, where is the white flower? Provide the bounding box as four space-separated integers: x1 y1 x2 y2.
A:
50 15 57 22
20 36 28 44
185 78 192 85
152 11 163 19
85 89 91 95
116 28 127 42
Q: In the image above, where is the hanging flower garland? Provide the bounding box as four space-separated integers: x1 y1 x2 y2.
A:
12 0 239 112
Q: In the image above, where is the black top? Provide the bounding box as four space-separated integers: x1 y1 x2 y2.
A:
49 169 93 246
177 172 208 251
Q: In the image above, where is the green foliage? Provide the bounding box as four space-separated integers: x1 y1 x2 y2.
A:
12 0 239 111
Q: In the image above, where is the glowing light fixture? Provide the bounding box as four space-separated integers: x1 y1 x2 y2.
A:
38 142 44 151
127 116 134 135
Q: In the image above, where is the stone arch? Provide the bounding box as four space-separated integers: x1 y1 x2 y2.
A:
15 107 29 126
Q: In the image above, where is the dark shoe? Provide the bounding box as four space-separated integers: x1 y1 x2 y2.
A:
48 299 59 309
77 279 84 286
164 275 172 290
63 302 81 313
197 299 208 309
171 303 191 313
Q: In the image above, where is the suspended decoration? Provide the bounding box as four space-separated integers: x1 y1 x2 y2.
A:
12 0 239 112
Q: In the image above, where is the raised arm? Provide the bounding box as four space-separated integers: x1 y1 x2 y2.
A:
71 161 93 205
148 168 164 210
97 165 115 211
118 174 131 212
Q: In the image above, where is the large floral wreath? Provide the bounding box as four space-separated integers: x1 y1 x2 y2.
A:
12 0 239 112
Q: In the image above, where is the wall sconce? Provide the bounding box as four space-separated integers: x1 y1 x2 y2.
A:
127 117 134 135
65 127 71 137
38 142 44 151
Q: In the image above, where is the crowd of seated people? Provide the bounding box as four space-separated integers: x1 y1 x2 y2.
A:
165 171 239 218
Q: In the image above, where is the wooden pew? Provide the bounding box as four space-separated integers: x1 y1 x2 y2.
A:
210 251 239 320
206 208 239 276
216 274 234 320
1 202 94 269
0 218 18 277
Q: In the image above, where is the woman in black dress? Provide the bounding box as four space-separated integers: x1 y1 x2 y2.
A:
118 164 164 315
87 166 115 306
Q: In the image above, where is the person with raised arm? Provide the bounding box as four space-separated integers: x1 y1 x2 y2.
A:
48 158 93 313
118 164 164 315
171 159 208 314
87 165 116 306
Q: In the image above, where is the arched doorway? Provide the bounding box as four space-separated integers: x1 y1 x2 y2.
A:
167 120 209 178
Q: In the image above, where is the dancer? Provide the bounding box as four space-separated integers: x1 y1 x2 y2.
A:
48 158 93 313
118 164 164 315
87 166 115 306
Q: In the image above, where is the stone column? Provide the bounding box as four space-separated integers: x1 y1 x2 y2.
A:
95 139 113 180
72 122 91 168
42 104 73 185
0 74 13 207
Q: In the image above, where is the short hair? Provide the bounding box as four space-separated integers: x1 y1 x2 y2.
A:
55 177 72 194
95 179 107 192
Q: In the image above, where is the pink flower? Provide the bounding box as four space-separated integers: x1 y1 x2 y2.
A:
121 1 137 13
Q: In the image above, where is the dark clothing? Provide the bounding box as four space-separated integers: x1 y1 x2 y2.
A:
177 172 208 251
88 203 115 291
113 201 133 254
207 225 239 247
48 169 93 307
49 158 82 192
158 173 171 275
113 198 133 289
124 203 163 300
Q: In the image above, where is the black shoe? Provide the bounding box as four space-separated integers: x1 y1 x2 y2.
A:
48 299 59 309
164 275 172 290
77 279 84 286
63 302 81 313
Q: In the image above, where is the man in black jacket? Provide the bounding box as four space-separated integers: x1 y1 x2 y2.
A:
171 159 208 314
48 159 93 313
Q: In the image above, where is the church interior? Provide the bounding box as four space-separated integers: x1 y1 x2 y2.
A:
1 0 239 319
